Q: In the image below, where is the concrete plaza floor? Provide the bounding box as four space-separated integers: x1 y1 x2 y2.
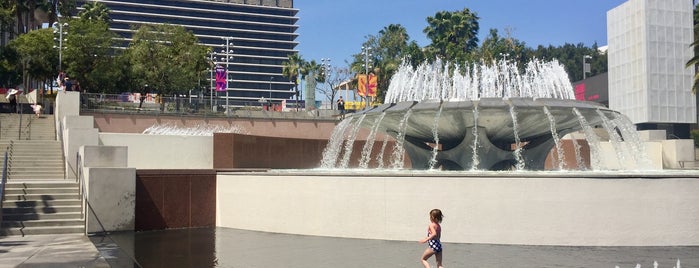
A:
1 228 698 267
91 227 699 268
0 234 108 268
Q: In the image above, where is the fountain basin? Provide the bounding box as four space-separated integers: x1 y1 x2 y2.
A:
351 98 618 170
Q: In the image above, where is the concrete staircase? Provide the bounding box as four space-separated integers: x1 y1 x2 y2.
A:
1 181 84 235
1 113 85 236
0 113 56 141
1 140 65 180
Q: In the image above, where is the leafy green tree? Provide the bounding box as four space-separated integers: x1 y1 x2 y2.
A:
350 24 416 103
423 8 480 65
127 23 208 97
14 0 52 35
530 42 606 82
62 18 121 93
0 44 21 87
48 0 76 23
317 66 352 109
404 41 426 67
0 1 15 45
9 27 57 90
477 28 528 64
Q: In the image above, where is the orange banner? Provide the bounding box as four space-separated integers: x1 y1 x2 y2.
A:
357 74 378 97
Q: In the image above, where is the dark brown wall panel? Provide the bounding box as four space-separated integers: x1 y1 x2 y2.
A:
136 170 216 231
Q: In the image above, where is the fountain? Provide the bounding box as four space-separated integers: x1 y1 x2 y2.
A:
321 59 650 171
214 58 698 249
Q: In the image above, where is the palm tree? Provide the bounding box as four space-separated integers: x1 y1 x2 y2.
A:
0 2 15 44
302 59 323 109
78 1 110 23
379 24 409 58
15 0 44 34
47 0 77 26
423 8 480 64
282 53 304 110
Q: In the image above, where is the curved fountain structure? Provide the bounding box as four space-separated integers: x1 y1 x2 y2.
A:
356 98 619 170
322 59 648 171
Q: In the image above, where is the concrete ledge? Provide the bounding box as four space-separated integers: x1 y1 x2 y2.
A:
217 172 699 246
86 167 136 233
99 133 212 169
80 145 128 168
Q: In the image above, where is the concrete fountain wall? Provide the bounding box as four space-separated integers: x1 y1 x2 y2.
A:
217 171 699 246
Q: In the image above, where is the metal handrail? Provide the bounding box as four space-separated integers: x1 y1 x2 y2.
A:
17 112 22 140
1 147 9 202
1 143 12 220
74 152 143 267
24 114 32 140
76 153 85 220
6 141 13 179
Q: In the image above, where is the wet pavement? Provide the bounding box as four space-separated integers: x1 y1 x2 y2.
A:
0 234 108 268
91 227 699 268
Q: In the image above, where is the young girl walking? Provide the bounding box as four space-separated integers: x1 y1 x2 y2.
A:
419 209 444 268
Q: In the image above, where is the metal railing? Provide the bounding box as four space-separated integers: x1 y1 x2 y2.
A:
0 151 6 226
80 93 315 116
1 143 12 224
0 113 34 140
76 154 84 220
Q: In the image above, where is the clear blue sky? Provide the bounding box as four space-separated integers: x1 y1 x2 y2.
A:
295 0 629 66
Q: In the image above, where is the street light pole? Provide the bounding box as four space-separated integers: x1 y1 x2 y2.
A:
222 37 234 116
209 52 215 112
362 46 372 110
52 21 68 72
499 52 509 62
321 58 331 110
583 55 592 80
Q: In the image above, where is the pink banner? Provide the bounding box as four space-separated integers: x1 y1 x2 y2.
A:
215 65 227 92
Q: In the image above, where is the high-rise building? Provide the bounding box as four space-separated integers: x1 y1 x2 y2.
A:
607 0 695 138
75 0 299 105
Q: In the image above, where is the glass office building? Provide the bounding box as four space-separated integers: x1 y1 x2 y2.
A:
75 0 299 104
607 0 695 137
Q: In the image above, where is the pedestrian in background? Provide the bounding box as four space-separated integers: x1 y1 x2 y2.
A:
337 96 345 119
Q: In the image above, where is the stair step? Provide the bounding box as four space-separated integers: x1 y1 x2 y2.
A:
7 177 67 181
8 169 65 173
5 188 77 194
0 226 84 236
4 150 60 153
2 140 60 146
7 168 64 173
6 147 61 150
4 182 78 189
2 199 81 208
2 219 84 228
8 165 64 169
3 193 81 201
2 205 82 214
3 212 83 221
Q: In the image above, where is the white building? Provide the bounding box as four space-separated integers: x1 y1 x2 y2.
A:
607 0 695 137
